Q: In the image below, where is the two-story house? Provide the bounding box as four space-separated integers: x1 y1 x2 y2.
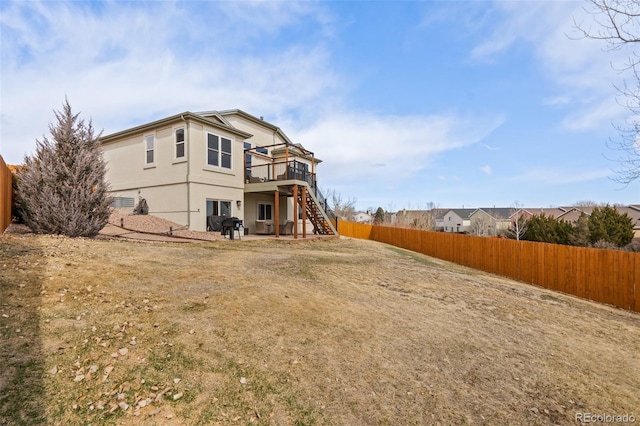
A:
468 208 515 236
442 209 476 233
100 110 336 237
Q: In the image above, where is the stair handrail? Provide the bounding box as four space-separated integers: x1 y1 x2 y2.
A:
301 185 337 235
311 184 337 221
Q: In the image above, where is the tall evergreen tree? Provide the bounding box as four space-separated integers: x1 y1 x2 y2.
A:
18 99 112 237
588 205 634 247
374 207 385 224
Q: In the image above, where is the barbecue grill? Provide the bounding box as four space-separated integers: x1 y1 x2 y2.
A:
221 217 243 240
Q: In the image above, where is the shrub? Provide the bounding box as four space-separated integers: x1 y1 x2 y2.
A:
17 99 111 237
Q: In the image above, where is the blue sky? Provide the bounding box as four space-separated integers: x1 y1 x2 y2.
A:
2 0 639 212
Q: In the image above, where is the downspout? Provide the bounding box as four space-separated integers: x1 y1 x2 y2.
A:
181 115 191 229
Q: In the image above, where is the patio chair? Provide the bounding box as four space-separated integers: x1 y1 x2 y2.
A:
255 221 269 235
279 220 294 235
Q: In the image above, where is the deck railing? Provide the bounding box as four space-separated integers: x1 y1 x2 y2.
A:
245 158 337 224
246 160 316 187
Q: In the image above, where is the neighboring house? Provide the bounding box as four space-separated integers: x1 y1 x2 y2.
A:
469 208 514 236
100 110 336 237
442 209 476 233
352 212 373 224
557 207 596 223
629 205 640 238
517 208 567 221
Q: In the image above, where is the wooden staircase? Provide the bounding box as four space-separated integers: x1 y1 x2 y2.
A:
297 188 336 235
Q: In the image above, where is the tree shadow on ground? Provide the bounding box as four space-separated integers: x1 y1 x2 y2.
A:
0 232 46 425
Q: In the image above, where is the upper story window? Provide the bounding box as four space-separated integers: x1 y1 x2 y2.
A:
175 128 185 159
207 133 232 169
145 135 155 165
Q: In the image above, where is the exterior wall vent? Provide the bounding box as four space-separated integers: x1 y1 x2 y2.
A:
111 197 135 208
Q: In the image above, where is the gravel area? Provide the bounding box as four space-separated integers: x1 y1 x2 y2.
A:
107 209 221 241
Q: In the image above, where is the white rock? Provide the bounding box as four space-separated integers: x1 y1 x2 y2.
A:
118 348 128 356
173 392 183 401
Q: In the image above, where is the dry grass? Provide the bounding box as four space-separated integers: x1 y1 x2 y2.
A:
1 232 639 425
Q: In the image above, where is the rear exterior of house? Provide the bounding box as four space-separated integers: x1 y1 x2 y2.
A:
100 110 335 236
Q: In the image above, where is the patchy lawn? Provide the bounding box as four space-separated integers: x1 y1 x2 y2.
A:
1 232 639 425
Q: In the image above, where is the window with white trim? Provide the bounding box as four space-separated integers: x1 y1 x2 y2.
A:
145 135 155 165
207 133 232 169
257 203 273 221
175 128 185 159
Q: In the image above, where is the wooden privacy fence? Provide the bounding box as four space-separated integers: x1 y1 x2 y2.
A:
337 220 640 313
0 156 12 234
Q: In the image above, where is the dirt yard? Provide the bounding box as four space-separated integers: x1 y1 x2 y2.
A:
1 231 638 425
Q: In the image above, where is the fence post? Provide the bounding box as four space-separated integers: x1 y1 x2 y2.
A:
0 156 12 234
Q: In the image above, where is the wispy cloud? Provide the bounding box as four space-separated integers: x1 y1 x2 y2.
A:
288 112 505 184
514 168 611 185
480 165 492 175
480 143 500 151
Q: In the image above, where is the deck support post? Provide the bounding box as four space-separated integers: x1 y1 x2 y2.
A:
293 184 298 240
301 185 307 238
274 190 280 238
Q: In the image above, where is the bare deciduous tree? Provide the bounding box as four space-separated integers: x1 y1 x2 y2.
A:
505 213 529 241
575 0 640 184
324 188 357 220
18 99 112 237
574 200 600 207
470 215 491 236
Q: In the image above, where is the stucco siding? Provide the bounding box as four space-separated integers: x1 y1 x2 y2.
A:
189 182 244 232
223 115 285 149
103 127 188 191
110 183 189 226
